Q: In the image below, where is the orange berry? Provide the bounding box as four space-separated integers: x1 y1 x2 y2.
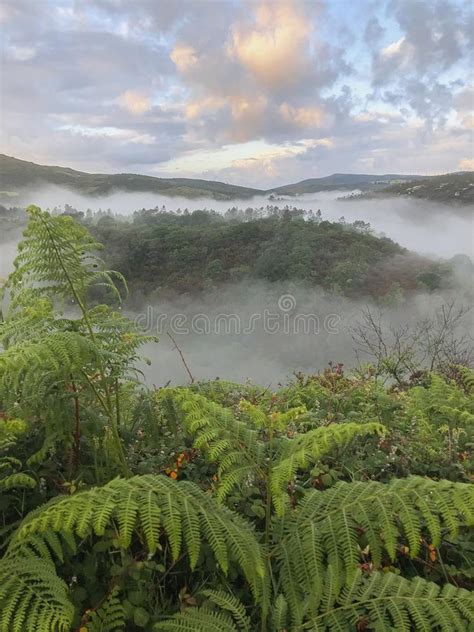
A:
170 471 178 479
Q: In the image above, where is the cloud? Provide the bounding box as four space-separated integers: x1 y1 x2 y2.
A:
364 17 384 45
166 0 347 149
228 1 313 89
369 0 471 128
117 90 151 115
459 159 474 171
279 103 329 129
0 0 471 186
380 37 407 60
170 44 198 73
5 44 36 61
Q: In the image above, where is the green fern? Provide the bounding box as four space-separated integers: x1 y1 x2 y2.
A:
458 366 474 394
157 388 384 514
276 476 474 624
0 558 73 632
270 421 383 515
0 206 156 475
0 418 36 491
155 609 239 632
154 589 251 632
5 205 125 309
85 588 125 632
305 569 474 631
1 474 264 630
154 572 473 631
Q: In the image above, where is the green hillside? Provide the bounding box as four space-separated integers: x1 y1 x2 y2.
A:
1 154 472 204
86 207 450 301
350 172 474 205
0 154 262 201
270 173 425 195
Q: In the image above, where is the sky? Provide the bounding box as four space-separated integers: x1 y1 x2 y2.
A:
0 0 472 188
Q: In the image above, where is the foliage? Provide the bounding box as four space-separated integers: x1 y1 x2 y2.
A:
0 208 472 631
80 207 449 300
0 154 261 201
0 205 155 479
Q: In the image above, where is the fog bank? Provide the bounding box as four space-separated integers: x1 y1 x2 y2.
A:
13 185 474 258
135 280 473 387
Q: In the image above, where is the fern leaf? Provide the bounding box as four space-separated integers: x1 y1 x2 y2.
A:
0 558 74 632
86 588 125 632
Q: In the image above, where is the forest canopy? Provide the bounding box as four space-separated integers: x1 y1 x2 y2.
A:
0 203 457 303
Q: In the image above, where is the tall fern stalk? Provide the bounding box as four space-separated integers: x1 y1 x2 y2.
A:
0 206 152 476
40 210 128 474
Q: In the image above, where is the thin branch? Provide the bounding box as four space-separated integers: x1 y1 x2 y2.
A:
167 332 195 384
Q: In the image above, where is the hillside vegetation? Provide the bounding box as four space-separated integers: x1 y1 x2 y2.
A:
89 208 455 301
0 204 457 301
4 154 471 203
271 173 424 195
0 207 473 631
0 154 261 201
350 172 474 205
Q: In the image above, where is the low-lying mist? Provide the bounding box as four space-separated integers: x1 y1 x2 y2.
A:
13 184 474 258
0 241 19 278
3 187 472 386
134 280 473 387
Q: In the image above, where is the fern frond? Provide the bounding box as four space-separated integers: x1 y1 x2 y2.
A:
6 205 125 308
271 594 288 631
157 389 266 501
276 476 473 624
154 609 239 632
0 418 36 492
0 558 74 632
200 590 251 630
2 474 264 630
458 366 474 394
0 472 36 491
270 421 384 515
303 569 474 632
154 589 251 632
86 588 125 632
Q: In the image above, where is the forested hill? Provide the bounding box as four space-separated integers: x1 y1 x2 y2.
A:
1 154 471 204
0 205 461 299
0 155 421 200
349 172 474 205
88 208 449 301
0 154 261 201
270 173 424 195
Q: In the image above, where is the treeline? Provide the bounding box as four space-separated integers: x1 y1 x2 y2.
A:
88 208 453 302
0 204 463 302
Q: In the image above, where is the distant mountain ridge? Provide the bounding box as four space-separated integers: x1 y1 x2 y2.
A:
0 154 261 201
0 154 472 203
269 173 427 195
349 172 474 205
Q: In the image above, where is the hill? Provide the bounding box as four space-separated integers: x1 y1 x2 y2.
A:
270 173 425 196
1 154 471 204
348 172 474 205
85 208 450 301
0 154 262 201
